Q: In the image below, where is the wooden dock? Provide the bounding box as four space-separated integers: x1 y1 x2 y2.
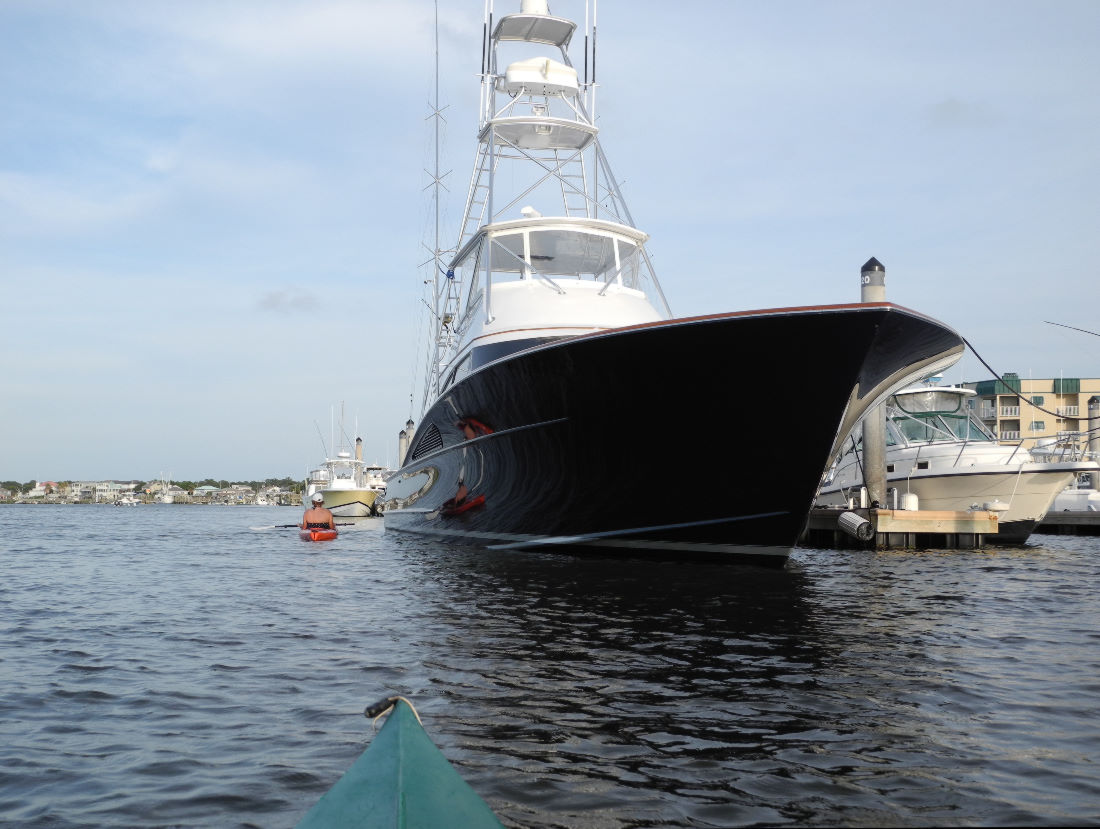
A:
1035 511 1100 536
802 507 1000 549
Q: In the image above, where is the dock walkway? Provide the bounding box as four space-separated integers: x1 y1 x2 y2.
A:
1036 511 1100 536
803 507 999 550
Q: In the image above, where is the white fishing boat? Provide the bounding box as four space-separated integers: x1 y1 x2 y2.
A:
382 0 965 565
816 383 1100 543
114 492 140 506
305 437 383 517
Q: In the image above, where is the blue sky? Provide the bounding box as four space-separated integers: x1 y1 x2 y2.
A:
3 0 1099 483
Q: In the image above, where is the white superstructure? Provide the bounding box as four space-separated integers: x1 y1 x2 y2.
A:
419 0 670 411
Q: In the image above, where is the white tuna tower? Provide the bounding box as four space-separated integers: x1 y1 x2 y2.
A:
421 0 670 412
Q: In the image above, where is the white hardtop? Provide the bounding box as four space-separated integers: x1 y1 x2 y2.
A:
894 383 976 400
481 116 597 151
891 384 977 415
328 455 366 468
493 12 576 47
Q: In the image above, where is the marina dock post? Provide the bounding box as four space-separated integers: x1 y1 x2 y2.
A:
1090 396 1099 491
860 257 888 507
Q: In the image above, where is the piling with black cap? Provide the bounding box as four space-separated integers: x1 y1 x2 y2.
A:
398 418 416 466
860 257 886 303
860 257 887 508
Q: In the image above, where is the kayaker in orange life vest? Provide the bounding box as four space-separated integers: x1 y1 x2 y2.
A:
302 493 335 530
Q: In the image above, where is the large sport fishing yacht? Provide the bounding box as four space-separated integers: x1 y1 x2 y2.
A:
382 0 965 564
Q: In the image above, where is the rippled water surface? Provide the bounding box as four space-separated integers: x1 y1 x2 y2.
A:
2 505 1099 828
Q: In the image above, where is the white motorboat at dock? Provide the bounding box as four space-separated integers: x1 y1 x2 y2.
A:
816 382 1099 544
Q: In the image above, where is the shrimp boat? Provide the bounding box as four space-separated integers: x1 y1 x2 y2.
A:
382 0 965 565
815 382 1099 543
156 472 174 504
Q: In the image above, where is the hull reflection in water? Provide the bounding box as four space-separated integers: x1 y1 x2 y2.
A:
384 305 963 565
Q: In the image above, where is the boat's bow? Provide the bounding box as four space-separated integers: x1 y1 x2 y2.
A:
823 302 966 461
295 697 503 829
385 300 962 562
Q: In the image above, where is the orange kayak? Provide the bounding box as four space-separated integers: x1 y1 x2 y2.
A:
299 527 339 542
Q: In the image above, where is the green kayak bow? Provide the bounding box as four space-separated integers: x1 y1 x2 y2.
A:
295 696 505 829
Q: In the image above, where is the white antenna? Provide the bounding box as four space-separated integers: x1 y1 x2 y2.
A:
421 0 457 416
584 0 589 86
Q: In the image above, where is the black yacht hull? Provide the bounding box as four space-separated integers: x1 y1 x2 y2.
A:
383 303 964 565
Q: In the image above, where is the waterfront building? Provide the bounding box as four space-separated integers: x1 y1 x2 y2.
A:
189 485 219 503
962 374 1099 454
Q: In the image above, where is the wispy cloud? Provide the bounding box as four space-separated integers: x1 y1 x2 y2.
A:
256 289 319 313
927 97 997 129
0 170 164 235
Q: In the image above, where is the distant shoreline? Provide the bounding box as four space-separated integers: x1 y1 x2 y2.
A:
1 500 303 506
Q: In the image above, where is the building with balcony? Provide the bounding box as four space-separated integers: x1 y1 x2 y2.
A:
961 374 1099 454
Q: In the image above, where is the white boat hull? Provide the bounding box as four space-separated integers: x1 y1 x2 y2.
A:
316 489 378 517
817 465 1080 543
304 453 388 517
1050 487 1100 512
385 305 965 562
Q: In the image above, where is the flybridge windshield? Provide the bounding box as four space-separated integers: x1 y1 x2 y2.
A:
452 219 666 320
453 221 650 282
895 389 969 414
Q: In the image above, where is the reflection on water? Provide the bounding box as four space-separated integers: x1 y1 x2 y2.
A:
1 507 1098 828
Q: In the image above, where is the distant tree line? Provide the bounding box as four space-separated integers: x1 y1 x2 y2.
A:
2 481 43 494
2 477 304 495
170 477 304 494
